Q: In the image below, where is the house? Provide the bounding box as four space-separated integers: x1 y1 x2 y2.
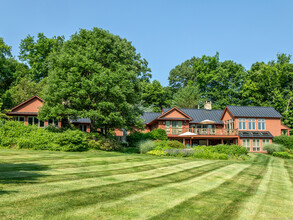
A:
134 101 290 153
7 96 291 152
6 96 91 132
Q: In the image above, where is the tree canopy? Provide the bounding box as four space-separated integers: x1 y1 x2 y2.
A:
19 33 64 82
38 28 151 133
173 81 201 109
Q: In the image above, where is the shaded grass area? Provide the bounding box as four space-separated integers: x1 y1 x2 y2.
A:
0 149 292 219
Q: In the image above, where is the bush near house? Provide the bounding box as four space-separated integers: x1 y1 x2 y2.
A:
273 151 293 159
127 129 168 147
273 135 293 149
154 140 185 150
0 120 121 152
263 143 286 155
146 143 248 160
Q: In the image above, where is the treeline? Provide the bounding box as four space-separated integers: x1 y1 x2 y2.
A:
0 27 292 132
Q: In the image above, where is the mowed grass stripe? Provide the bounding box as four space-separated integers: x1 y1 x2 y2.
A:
0 157 181 179
0 159 189 185
0 160 217 205
0 155 162 171
0 152 152 166
58 162 248 220
0 161 227 218
149 154 269 220
237 157 293 219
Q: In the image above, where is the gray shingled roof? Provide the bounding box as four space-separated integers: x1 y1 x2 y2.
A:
70 117 91 123
140 112 161 124
163 108 224 124
239 131 274 138
226 106 282 118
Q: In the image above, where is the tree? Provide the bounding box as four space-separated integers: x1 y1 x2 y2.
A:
168 53 247 109
173 81 201 108
2 77 47 109
0 37 29 96
242 54 293 128
19 33 64 82
141 80 172 112
39 28 151 134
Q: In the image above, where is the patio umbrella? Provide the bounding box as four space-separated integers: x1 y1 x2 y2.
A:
179 131 197 136
199 119 215 124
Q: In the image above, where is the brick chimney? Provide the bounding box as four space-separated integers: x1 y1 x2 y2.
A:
204 101 212 110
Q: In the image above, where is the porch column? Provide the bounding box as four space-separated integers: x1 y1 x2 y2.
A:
58 121 62 128
221 139 224 144
183 138 185 145
86 124 90 133
206 139 209 146
24 116 28 125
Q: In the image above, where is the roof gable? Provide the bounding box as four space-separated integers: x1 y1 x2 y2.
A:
163 108 224 124
159 107 192 120
226 106 283 118
10 96 44 113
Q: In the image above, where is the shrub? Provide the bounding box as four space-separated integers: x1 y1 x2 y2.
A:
88 139 102 150
138 140 155 154
165 148 194 157
263 143 285 154
273 135 293 149
147 150 167 156
273 151 293 159
207 144 248 156
193 147 229 160
154 140 185 150
126 131 150 147
99 138 121 151
149 129 168 140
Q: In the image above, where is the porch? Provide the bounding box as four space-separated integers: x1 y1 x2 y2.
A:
165 127 238 136
169 137 237 146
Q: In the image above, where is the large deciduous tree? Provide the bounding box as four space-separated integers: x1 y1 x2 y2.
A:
39 28 151 134
19 33 64 82
0 37 29 98
168 53 247 109
141 80 172 112
242 54 293 128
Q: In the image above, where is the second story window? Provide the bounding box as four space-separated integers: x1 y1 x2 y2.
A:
258 119 265 130
248 119 256 130
238 118 246 130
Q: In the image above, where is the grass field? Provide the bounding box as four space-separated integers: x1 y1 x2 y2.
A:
0 149 293 219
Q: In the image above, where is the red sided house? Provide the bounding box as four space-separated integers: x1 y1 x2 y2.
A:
134 101 290 153
6 96 91 132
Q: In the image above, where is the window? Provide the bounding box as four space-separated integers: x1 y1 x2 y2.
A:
48 118 57 126
27 116 44 128
13 116 25 124
262 139 270 146
248 119 256 130
242 139 250 151
258 119 265 130
239 118 246 130
253 139 260 151
79 124 87 132
166 121 183 134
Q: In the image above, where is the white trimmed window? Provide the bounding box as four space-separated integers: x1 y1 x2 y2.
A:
242 139 250 151
238 118 246 130
258 119 265 130
79 124 87 132
48 118 57 126
248 119 256 130
253 139 260 151
13 116 25 124
262 139 270 146
27 116 45 128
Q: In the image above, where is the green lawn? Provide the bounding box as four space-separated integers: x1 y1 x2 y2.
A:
0 149 293 219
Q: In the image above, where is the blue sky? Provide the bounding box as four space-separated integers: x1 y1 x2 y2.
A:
1 0 292 85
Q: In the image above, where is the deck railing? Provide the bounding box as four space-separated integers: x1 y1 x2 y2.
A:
165 127 238 136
